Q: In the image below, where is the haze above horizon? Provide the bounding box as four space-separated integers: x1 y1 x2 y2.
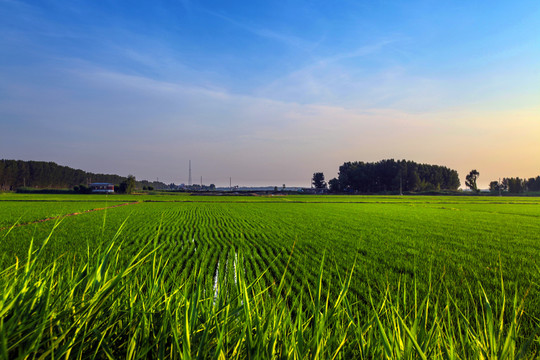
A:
1 0 539 188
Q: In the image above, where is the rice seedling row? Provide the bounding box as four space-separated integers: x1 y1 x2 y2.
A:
1 194 539 357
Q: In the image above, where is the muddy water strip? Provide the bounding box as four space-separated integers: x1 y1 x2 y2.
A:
0 201 140 231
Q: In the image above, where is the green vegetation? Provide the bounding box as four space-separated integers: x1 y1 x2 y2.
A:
466 169 480 193
0 199 128 229
329 159 460 193
1 194 539 357
501 177 540 194
0 159 169 191
312 172 327 189
118 174 137 194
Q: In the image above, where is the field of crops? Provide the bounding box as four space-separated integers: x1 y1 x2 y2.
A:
1 193 539 358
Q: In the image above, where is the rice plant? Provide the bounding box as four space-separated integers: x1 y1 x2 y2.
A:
1 223 538 359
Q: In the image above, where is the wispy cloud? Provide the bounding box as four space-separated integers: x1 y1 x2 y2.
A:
318 39 397 65
253 39 434 108
2 56 539 186
203 9 321 51
2 1 540 186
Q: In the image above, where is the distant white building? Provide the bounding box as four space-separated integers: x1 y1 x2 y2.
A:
90 183 114 193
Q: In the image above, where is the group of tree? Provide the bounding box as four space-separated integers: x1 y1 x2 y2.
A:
117 175 136 194
0 159 170 192
489 176 540 194
138 180 173 191
0 159 127 191
72 175 136 194
184 183 216 191
324 159 460 193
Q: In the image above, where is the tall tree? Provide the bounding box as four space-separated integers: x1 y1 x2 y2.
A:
312 172 327 189
506 177 525 193
501 178 509 191
328 178 341 192
489 181 500 193
119 174 136 194
465 170 479 192
126 175 136 194
526 176 540 191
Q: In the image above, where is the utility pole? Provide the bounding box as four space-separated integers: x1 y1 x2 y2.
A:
200 176 202 187
229 177 232 191
188 160 192 186
499 177 502 197
399 174 403 196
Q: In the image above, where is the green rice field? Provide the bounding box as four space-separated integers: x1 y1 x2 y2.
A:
1 192 539 358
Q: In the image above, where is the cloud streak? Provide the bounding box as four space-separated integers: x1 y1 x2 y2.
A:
2 1 540 187
202 8 321 51
3 56 538 187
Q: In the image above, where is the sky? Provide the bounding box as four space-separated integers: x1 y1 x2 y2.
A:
1 0 539 188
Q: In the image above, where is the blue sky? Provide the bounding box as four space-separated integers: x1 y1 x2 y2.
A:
1 0 539 187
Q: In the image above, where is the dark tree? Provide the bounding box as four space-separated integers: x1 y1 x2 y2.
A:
501 178 509 191
126 175 136 194
493 176 540 193
328 178 341 192
118 175 136 194
489 181 500 193
506 177 525 193
465 170 479 192
331 159 459 193
526 176 540 191
118 182 128 194
0 159 127 190
312 172 327 189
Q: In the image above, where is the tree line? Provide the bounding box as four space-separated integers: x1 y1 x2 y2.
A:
0 159 168 192
315 159 460 193
489 177 540 193
460 170 540 194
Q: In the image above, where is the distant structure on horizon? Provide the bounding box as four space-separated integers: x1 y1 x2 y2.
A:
90 183 114 194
